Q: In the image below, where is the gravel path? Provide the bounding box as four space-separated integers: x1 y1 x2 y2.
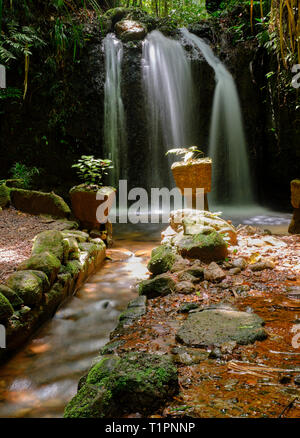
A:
0 208 59 283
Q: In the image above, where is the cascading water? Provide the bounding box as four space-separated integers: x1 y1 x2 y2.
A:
142 30 196 189
103 33 127 186
181 29 254 208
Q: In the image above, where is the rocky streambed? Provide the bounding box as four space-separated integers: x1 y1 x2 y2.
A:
65 211 300 418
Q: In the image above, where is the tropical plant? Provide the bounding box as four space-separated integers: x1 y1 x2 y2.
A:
10 162 40 188
166 146 206 163
72 155 113 186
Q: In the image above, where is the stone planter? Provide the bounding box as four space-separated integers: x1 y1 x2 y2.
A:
70 185 116 230
171 158 212 210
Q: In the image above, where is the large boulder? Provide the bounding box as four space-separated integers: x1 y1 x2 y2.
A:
170 209 237 245
64 353 178 418
10 188 70 218
0 184 10 208
115 20 147 42
174 230 228 262
18 252 61 285
0 292 14 324
147 245 176 275
0 284 23 308
138 273 176 298
6 270 49 307
289 208 300 234
176 307 267 347
32 230 64 262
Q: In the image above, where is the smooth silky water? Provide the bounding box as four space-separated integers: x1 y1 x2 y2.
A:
104 33 127 186
0 237 157 418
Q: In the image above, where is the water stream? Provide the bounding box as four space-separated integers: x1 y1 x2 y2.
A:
181 29 254 207
0 239 156 418
103 33 127 186
142 30 196 189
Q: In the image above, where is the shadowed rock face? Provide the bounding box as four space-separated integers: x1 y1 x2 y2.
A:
176 307 267 347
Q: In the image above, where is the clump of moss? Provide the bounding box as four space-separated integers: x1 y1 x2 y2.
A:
0 292 14 324
0 285 23 309
32 230 64 262
64 352 178 418
6 270 48 307
18 252 61 285
147 245 176 275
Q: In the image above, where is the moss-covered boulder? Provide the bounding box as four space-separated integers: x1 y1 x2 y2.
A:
0 292 14 324
115 19 147 42
64 353 178 418
104 7 132 24
0 284 23 308
10 188 70 218
138 273 175 298
147 245 176 275
6 270 48 307
62 237 80 263
32 230 64 262
175 230 228 262
0 184 10 208
18 252 61 285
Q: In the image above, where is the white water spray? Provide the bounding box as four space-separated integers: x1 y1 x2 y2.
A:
182 28 254 207
142 30 196 188
103 33 127 186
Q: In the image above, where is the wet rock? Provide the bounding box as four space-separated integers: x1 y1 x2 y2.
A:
138 273 175 298
119 296 147 324
178 302 199 313
147 245 176 275
204 262 226 282
32 230 64 262
104 7 131 25
249 260 275 271
0 292 14 324
64 353 178 418
115 20 147 42
170 255 190 273
0 184 10 208
62 230 89 243
0 284 23 308
177 271 199 283
62 237 80 263
6 270 49 307
175 281 195 295
171 346 209 365
176 307 267 347
175 230 228 262
228 267 241 275
100 340 125 356
232 258 248 270
18 252 61 285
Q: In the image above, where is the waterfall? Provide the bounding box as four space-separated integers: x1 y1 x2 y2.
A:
181 29 254 207
103 33 127 186
142 30 196 189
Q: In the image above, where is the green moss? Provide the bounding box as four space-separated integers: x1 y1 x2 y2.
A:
63 260 82 276
147 245 176 275
0 184 10 208
65 352 178 418
6 270 46 307
32 230 64 261
10 188 70 217
138 273 175 298
0 292 14 324
176 230 228 262
18 252 61 284
0 285 23 308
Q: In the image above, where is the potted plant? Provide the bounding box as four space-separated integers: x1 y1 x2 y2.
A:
166 146 212 210
69 155 116 230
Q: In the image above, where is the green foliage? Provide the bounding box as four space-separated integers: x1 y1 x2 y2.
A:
72 155 113 186
10 162 40 189
166 146 205 163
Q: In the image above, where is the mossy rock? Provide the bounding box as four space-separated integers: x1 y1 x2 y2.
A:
32 230 64 262
138 273 175 298
6 270 48 307
175 230 228 262
0 292 14 324
147 245 176 275
78 241 105 256
104 7 132 24
62 230 89 243
5 179 25 189
64 352 178 418
0 284 23 308
63 260 82 276
10 188 70 218
18 252 61 285
0 184 10 208
62 237 80 263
